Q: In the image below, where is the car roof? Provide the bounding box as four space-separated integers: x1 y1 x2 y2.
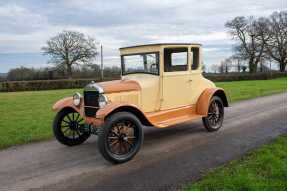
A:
119 43 202 50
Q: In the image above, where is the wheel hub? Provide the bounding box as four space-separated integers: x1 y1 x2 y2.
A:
207 100 223 127
119 133 127 141
107 121 137 155
69 121 78 131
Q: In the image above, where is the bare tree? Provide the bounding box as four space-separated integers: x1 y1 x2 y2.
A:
264 11 287 72
225 17 265 73
201 63 206 73
230 55 243 72
219 58 232 73
210 64 219 73
42 31 98 79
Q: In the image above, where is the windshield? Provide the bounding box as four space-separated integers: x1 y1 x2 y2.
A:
121 52 159 75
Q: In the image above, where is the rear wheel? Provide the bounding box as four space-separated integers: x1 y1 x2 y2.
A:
53 109 90 146
97 112 143 164
202 96 224 132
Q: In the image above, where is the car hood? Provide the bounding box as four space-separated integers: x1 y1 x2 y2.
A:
97 79 141 93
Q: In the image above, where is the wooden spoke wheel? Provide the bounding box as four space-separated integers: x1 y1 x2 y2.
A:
98 112 143 164
53 109 90 146
202 96 224 132
107 121 137 155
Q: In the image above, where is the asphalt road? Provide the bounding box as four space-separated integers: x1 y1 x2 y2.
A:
1 92 287 191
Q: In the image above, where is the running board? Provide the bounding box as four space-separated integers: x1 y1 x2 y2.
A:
145 105 203 128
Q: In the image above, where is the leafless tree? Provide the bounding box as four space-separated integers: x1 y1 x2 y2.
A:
230 55 243 72
219 58 232 73
264 11 287 72
42 31 98 79
210 64 219 73
201 63 206 73
218 62 224 73
225 17 265 73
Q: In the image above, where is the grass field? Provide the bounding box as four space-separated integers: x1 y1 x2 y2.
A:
1 77 287 149
0 88 80 149
182 134 287 191
216 77 287 102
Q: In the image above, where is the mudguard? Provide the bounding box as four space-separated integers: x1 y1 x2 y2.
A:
52 97 81 113
196 88 229 116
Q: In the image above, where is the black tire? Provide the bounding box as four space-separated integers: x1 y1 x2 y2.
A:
98 112 144 164
202 96 224 132
53 108 90 146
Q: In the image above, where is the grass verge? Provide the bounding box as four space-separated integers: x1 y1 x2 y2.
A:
182 134 287 191
182 77 287 191
1 77 287 149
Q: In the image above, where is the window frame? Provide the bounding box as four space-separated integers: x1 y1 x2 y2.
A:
190 47 200 70
164 47 188 72
121 51 160 76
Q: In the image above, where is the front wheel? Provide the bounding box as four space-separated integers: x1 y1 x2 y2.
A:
53 109 90 146
202 96 224 132
97 112 143 164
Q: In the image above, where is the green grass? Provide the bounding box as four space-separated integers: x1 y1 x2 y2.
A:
1 77 287 149
216 77 287 103
0 89 80 149
182 134 287 191
181 77 287 191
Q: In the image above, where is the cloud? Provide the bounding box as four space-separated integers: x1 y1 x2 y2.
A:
0 0 286 72
0 4 47 34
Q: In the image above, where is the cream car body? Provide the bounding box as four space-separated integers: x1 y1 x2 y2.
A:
52 43 228 163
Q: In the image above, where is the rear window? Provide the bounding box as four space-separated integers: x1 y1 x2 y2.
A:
191 47 200 70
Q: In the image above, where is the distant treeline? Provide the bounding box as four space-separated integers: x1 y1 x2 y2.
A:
0 75 6 82
4 64 121 81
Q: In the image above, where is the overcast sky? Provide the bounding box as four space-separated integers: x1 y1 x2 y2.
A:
0 0 286 73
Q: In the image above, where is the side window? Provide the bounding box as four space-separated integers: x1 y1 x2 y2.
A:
191 47 200 70
121 52 159 75
164 48 188 72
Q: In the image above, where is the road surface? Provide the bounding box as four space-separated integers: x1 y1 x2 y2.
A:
1 92 287 191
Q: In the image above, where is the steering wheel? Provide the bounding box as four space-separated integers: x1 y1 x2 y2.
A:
149 63 157 71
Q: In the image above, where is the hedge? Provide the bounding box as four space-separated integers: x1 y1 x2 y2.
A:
204 72 287 82
0 77 119 92
1 72 287 92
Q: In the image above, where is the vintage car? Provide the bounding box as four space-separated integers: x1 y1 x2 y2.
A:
52 43 229 163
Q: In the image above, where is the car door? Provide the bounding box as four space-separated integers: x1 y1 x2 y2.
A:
160 47 191 110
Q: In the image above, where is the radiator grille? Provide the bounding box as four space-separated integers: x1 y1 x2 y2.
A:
84 91 99 117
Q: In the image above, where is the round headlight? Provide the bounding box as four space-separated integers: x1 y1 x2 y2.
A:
73 92 82 106
99 94 108 108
